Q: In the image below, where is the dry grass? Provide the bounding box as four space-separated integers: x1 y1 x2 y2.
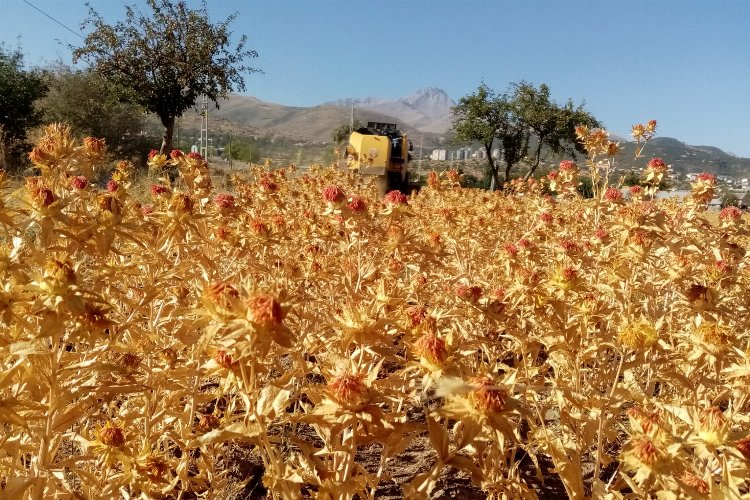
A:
1 123 750 499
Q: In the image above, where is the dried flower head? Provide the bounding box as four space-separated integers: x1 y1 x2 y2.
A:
196 413 221 432
735 436 750 460
384 190 408 205
214 350 237 369
628 435 662 467
322 185 345 203
697 406 728 445
246 294 284 329
604 187 623 203
414 331 448 369
680 470 709 494
470 377 508 414
213 193 236 212
646 158 667 171
98 422 126 448
618 320 658 350
70 176 88 190
719 206 742 221
347 196 367 212
329 372 368 408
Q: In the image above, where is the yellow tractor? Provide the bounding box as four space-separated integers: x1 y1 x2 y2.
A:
344 122 412 196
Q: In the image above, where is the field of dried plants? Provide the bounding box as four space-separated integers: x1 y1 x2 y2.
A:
2 123 750 499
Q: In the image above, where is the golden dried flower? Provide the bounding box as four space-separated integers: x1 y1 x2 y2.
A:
169 193 193 215
98 422 126 447
137 455 169 483
213 350 237 369
119 352 141 371
414 331 448 369
160 348 178 366
246 294 283 329
203 282 240 317
680 470 709 494
196 414 221 433
735 436 750 459
627 406 660 434
618 320 658 350
697 406 728 445
697 322 728 348
471 377 508 414
629 436 661 466
329 372 368 408
83 137 106 156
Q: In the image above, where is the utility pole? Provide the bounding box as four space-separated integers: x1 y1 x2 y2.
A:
418 137 424 170
349 104 354 135
228 133 233 171
200 94 208 158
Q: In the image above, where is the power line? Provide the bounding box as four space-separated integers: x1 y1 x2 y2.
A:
21 0 84 40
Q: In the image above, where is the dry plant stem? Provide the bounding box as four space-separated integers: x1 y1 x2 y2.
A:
593 350 625 482
33 339 61 500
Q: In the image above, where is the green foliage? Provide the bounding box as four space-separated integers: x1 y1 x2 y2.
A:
721 192 739 208
0 45 48 171
39 65 151 163
228 141 261 163
513 81 600 179
331 120 364 145
577 177 595 198
451 83 525 190
452 81 600 190
621 170 641 186
73 0 259 154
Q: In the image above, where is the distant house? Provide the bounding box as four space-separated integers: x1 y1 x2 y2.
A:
430 149 447 161
740 192 750 210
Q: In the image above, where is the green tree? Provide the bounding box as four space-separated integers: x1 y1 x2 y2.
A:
513 81 600 180
331 120 364 145
721 191 739 208
39 64 150 161
0 45 48 171
451 83 527 190
73 0 259 156
229 141 260 163
452 81 601 190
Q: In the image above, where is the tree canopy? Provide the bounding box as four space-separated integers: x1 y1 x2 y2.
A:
331 120 364 145
0 45 48 171
73 0 259 155
451 83 524 190
39 65 150 162
452 81 600 189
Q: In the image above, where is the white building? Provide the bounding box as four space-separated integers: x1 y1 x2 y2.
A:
430 149 447 161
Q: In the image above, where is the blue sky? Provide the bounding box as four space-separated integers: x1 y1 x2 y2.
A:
3 0 750 156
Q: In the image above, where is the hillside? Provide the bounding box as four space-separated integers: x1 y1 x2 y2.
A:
175 90 750 179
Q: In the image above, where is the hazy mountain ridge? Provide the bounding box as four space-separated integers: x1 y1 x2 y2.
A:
206 89 750 177
328 87 455 134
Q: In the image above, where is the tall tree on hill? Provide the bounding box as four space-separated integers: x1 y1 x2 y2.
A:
452 81 600 189
451 83 527 190
40 64 150 162
513 81 600 180
73 0 259 156
0 45 48 171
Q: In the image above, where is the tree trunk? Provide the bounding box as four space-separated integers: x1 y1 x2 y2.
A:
485 143 500 191
159 114 175 155
524 138 545 181
504 161 512 187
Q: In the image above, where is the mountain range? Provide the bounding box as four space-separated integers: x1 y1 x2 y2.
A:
197 88 750 177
